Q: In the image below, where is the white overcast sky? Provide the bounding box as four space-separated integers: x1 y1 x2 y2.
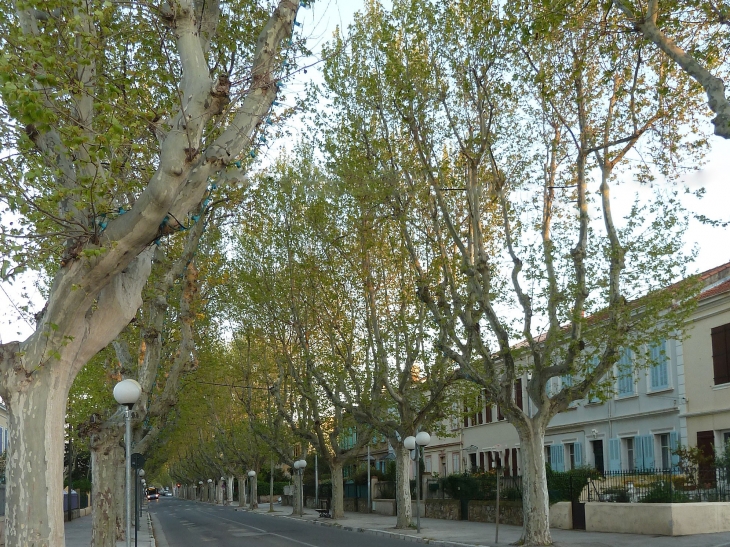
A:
1 0 728 343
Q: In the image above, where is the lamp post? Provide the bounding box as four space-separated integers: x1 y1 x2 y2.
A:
404 431 431 534
135 468 145 547
198 481 203 501
293 459 307 516
247 470 256 510
114 379 142 547
207 479 213 503
220 476 226 505
492 460 501 544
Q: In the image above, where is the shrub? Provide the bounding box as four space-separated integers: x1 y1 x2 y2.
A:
546 466 601 504
640 481 689 503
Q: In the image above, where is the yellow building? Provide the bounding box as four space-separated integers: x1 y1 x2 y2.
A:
681 262 730 458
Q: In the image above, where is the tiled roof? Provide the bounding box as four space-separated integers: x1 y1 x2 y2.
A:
699 278 730 301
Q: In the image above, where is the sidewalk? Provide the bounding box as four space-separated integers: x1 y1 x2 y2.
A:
65 509 155 547
240 504 730 547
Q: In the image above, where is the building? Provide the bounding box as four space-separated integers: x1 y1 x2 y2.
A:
681 262 730 460
423 261 730 478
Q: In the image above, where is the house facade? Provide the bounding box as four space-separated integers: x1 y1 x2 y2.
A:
681 264 730 461
423 261 730 478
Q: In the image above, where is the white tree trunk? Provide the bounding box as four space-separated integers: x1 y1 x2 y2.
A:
3 367 68 547
90 428 124 547
238 476 246 506
518 425 552 546
227 475 234 504
330 462 344 519
395 444 413 529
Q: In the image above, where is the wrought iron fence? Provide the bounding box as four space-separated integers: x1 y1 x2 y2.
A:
583 467 730 503
426 473 523 501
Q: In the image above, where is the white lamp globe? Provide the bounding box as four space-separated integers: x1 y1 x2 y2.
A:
293 460 301 470
113 379 142 407
403 436 416 450
298 459 307 469
198 481 203 485
207 479 212 483
220 476 225 481
415 432 431 447
138 469 145 477
248 470 256 477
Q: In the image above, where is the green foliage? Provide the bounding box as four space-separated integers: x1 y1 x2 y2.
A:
546 466 601 504
640 481 690 503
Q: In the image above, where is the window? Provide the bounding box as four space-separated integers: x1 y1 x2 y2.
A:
649 339 670 390
515 379 523 411
544 445 551 467
660 434 671 470
568 443 575 470
625 438 635 471
617 348 636 397
584 355 603 403
711 323 730 385
452 452 460 474
486 405 493 422
425 455 432 473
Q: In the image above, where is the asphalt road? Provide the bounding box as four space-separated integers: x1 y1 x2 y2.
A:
149 498 408 547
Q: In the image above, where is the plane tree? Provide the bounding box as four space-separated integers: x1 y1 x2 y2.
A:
0 0 301 543
318 0 707 544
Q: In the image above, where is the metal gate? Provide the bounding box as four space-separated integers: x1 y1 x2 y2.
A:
571 501 586 530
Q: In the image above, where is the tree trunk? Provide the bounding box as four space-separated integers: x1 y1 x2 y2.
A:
90 427 124 547
2 366 69 547
228 475 234 504
238 476 246 506
330 462 344 519
518 425 552 546
291 477 300 515
395 444 413 529
114 458 125 540
251 475 258 508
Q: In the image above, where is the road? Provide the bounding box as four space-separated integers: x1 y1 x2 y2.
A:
149 498 408 547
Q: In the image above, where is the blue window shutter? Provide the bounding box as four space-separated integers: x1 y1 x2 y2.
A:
574 442 582 467
551 444 565 472
634 435 644 470
669 432 680 469
617 348 635 396
642 435 655 469
608 438 621 472
650 340 669 390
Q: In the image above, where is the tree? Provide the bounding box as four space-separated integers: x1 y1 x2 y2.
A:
0 0 300 543
611 0 730 138
318 0 706 543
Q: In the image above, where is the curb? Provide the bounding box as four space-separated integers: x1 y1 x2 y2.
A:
253 510 490 547
147 512 156 547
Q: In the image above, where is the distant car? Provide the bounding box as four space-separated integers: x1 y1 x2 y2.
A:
146 487 159 501
164 491 173 497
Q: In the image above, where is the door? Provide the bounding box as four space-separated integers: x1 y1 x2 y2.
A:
697 431 716 487
592 440 604 475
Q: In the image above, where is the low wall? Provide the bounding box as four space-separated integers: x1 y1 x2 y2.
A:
343 497 371 513
549 502 572 530
372 499 395 516
468 500 523 526
586 502 730 536
425 499 460 520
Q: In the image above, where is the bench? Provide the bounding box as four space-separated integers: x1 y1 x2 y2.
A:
316 499 331 518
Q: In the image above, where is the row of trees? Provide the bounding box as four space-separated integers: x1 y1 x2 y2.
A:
1 0 728 546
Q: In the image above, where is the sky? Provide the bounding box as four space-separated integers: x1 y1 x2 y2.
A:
1 0 729 343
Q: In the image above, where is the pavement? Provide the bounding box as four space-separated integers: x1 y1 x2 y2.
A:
65 506 155 547
65 500 730 547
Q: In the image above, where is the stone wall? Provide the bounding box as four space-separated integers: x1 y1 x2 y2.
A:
343 497 371 513
372 499 396 516
424 499 461 520
586 502 730 536
468 500 523 526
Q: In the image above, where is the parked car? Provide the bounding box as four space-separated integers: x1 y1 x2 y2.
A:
146 487 159 501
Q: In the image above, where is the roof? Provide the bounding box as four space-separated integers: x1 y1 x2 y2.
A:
698 261 730 301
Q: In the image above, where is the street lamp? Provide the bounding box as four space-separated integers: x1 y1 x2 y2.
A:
207 478 213 503
248 470 256 510
404 431 431 534
136 468 145 547
198 481 203 502
114 379 142 547
220 476 226 505
293 459 307 517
